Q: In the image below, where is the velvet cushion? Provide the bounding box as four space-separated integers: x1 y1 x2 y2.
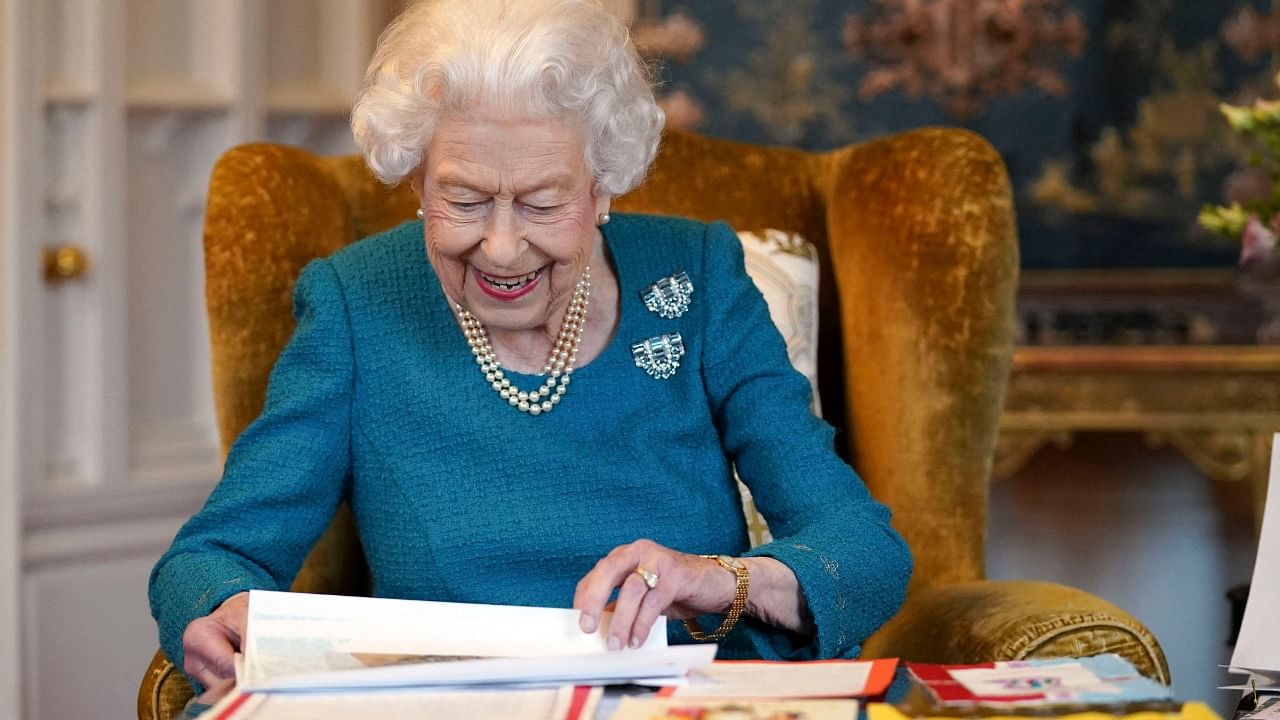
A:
861 581 1169 684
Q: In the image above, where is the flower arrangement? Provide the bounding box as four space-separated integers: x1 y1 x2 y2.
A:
1198 78 1280 270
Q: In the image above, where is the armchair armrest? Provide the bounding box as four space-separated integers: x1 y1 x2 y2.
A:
138 649 193 720
138 504 367 720
860 580 1170 683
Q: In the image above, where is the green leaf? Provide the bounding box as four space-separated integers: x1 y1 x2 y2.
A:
1222 103 1256 131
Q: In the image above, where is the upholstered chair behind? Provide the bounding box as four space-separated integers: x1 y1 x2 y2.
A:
138 129 1168 720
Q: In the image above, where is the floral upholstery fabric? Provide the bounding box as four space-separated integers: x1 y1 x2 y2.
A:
737 228 822 547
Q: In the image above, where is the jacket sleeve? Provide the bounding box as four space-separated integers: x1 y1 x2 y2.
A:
148 258 355 674
697 221 912 660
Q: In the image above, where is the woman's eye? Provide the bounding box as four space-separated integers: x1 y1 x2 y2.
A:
523 203 560 214
449 200 486 211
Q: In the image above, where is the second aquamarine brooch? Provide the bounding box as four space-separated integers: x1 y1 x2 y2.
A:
642 271 694 319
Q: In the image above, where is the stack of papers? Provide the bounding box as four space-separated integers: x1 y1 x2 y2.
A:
194 590 897 720
196 590 711 720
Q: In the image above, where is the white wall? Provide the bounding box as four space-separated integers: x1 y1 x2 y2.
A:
2 0 29 714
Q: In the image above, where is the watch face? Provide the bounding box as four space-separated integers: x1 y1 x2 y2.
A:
718 555 746 570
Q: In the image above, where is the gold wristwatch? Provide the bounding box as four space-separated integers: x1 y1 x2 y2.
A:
684 554 749 641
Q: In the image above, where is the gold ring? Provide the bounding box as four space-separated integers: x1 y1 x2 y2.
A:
634 566 659 590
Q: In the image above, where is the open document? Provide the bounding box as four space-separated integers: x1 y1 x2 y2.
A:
237 590 711 691
195 591 715 720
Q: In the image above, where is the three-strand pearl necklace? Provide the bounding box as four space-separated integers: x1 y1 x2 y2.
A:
457 267 591 416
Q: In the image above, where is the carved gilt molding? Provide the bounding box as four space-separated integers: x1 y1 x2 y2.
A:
995 345 1280 533
992 429 1073 481
1144 429 1254 483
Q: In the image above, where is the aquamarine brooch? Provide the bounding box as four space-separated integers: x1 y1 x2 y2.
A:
631 333 685 380
642 271 694 319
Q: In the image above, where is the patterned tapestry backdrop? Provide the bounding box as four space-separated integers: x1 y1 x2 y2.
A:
614 0 1278 270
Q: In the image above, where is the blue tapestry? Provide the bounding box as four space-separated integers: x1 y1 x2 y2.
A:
634 0 1272 269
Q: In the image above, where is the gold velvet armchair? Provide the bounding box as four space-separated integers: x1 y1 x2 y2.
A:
138 128 1168 720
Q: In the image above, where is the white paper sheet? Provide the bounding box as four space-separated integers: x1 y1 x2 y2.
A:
1221 666 1280 690
241 590 667 688
668 660 874 698
1229 432 1280 684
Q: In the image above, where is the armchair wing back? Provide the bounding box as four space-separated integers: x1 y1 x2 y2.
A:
139 129 1167 720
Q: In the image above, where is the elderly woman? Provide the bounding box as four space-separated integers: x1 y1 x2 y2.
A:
149 0 911 694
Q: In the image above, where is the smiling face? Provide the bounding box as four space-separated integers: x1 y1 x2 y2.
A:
411 117 610 337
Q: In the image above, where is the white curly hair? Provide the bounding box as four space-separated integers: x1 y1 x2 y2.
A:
351 0 665 196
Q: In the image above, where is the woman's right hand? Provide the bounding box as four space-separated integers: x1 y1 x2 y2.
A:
181 591 249 689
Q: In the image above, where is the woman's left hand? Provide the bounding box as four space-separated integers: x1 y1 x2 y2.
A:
573 539 738 650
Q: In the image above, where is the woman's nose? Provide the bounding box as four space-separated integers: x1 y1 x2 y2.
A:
481 206 527 266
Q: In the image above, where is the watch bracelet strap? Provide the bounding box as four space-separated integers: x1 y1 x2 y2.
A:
683 554 749 642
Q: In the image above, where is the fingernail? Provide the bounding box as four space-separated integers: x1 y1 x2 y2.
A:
607 636 621 651
629 636 641 649
579 613 596 633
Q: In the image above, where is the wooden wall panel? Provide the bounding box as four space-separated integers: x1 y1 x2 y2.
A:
5 2 389 716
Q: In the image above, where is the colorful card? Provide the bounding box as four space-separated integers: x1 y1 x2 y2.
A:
908 654 1172 706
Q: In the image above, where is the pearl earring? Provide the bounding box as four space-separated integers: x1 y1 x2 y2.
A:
416 208 425 219
597 212 610 225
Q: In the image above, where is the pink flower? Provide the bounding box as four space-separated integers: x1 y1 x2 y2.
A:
633 10 706 64
1241 214 1278 267
658 89 706 130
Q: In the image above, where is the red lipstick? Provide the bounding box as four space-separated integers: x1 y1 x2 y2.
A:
473 266 543 301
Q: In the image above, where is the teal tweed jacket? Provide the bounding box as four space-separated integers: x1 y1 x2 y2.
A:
149 213 911 675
